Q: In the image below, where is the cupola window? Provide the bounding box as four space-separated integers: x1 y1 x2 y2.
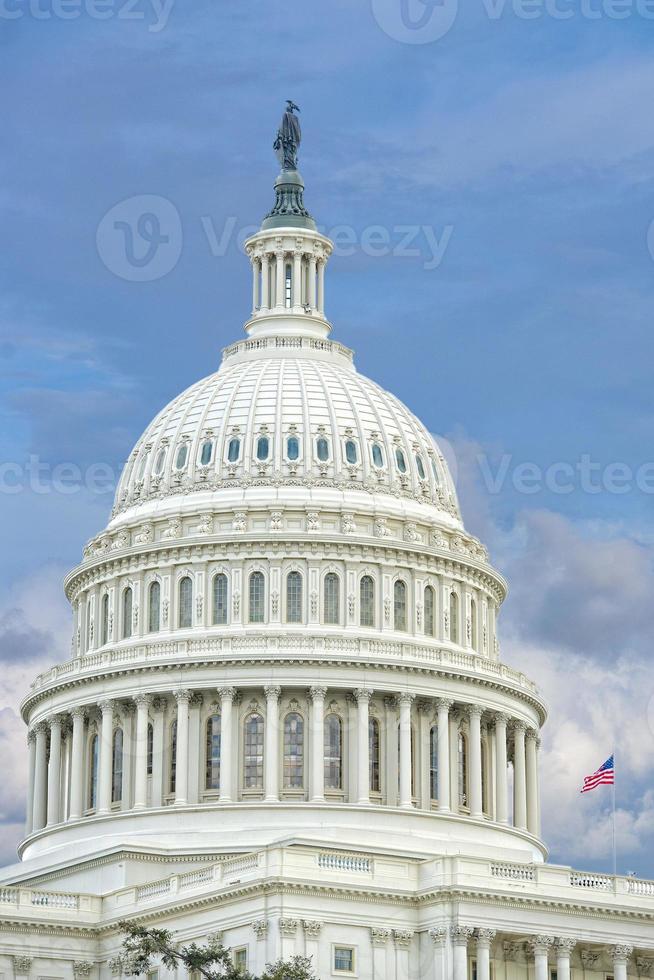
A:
345 440 358 464
395 448 407 474
256 435 270 461
285 263 292 308
212 573 228 625
148 581 161 633
286 571 303 624
287 436 300 461
359 575 375 628
248 571 265 623
205 714 221 790
227 437 241 463
324 572 340 625
200 440 214 466
371 443 384 468
424 585 435 637
122 587 133 640
316 436 330 462
431 456 440 484
394 580 407 632
153 448 166 476
415 454 426 480
174 444 188 470
283 712 304 789
179 576 193 628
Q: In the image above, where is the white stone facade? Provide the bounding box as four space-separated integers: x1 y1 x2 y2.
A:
2 164 653 980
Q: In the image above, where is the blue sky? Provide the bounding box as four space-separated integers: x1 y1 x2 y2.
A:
1 0 654 873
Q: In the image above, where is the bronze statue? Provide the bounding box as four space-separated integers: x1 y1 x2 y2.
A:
274 100 302 171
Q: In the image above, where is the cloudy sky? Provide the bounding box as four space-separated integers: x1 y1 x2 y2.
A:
1 0 653 874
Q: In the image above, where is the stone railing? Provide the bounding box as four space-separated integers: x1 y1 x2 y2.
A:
222 335 354 364
0 887 100 918
318 851 373 873
569 871 613 891
490 862 536 882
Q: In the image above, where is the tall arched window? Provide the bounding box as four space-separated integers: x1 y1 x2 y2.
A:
212 573 228 625
458 731 468 808
175 443 188 470
154 447 166 475
470 597 478 650
169 720 177 795
147 723 153 776
369 717 381 793
424 585 435 637
324 573 340 625
227 437 240 463
256 435 270 461
395 448 407 473
345 440 358 464
415 454 426 480
371 443 384 468
148 581 161 633
316 437 330 462
286 571 303 624
359 575 375 628
430 725 439 801
324 715 342 790
283 713 304 789
88 733 99 809
450 591 459 644
249 571 265 623
243 714 264 789
101 593 109 645
111 728 123 804
200 440 213 466
205 714 221 791
179 576 193 628
394 580 407 632
122 587 133 640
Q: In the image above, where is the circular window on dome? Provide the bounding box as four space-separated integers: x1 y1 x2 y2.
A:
344 440 358 465
316 436 330 462
371 442 384 468
395 448 407 474
199 440 214 466
153 447 166 476
174 444 189 470
227 437 241 463
286 435 300 461
256 435 270 461
415 453 426 480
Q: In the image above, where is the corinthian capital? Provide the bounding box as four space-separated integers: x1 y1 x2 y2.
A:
555 938 577 956
612 945 633 964
528 936 555 956
451 925 474 946
354 688 373 704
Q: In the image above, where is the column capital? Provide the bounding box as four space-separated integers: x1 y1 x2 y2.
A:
526 726 540 742
33 720 49 736
174 689 192 704
252 919 269 940
27 728 36 744
476 929 497 948
429 927 447 946
384 695 398 710
71 706 87 721
398 692 416 705
493 711 510 726
528 936 555 956
264 685 281 700
555 939 577 955
218 686 236 702
371 927 391 948
98 699 114 714
48 714 64 730
354 687 373 703
392 929 414 948
451 925 475 946
302 920 322 938
513 719 528 735
279 918 299 937
309 685 327 701
134 693 153 708
13 957 32 975
580 951 601 970
435 697 454 711
612 945 633 964
467 704 484 720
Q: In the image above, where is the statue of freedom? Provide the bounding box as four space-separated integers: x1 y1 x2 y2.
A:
273 100 302 171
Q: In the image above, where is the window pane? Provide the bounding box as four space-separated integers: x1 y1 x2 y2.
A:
324 715 342 789
430 725 438 800
287 436 299 461
137 451 149 481
286 571 303 624
249 572 265 623
471 598 477 650
205 714 221 790
147 723 153 776
149 581 160 633
154 448 166 475
256 435 269 461
424 586 435 637
372 443 384 467
369 718 380 792
285 263 292 308
122 587 133 639
88 735 99 809
394 580 407 631
212 574 228 625
244 714 264 788
283 713 304 788
450 592 459 643
458 732 468 807
431 456 440 484
395 448 407 473
228 438 240 463
324 573 340 625
179 577 193 628
200 440 213 466
169 721 177 794
360 576 375 627
175 444 188 470
345 440 358 464
101 594 109 645
316 437 329 462
415 454 426 479
111 728 123 803
334 948 354 972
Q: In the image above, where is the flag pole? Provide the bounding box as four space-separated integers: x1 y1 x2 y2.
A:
611 747 617 879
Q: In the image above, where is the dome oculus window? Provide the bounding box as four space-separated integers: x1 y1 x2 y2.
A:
371 442 384 468
415 454 426 480
256 435 270 461
200 440 214 466
316 436 330 462
174 444 188 471
286 435 300 461
227 437 241 463
395 448 407 474
153 448 166 476
344 440 358 464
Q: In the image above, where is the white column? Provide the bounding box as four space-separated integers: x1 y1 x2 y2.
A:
308 255 317 309
68 707 86 821
309 686 326 802
494 713 509 824
513 721 527 830
32 722 48 831
398 693 415 809
252 258 260 312
174 690 191 805
25 732 36 836
264 685 281 802
98 699 114 813
187 695 201 805
555 939 576 980
292 251 302 307
219 687 235 802
526 728 540 835
475 930 495 980
436 698 452 812
612 945 633 980
46 716 63 826
451 927 473 980
354 688 372 804
384 696 398 807
418 701 431 810
530 936 554 980
260 254 270 309
134 694 152 809
317 259 325 312
468 705 483 818
275 251 285 308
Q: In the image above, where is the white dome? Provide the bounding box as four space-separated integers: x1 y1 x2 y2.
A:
113 336 461 525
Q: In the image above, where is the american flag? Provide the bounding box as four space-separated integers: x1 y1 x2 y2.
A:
580 755 615 794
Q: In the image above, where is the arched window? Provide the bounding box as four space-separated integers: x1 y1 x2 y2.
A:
324 572 340 625
359 575 375 628
415 454 426 480
153 447 166 475
449 591 459 644
324 715 342 790
458 731 468 808
175 444 188 470
169 721 177 794
369 717 381 793
316 436 330 462
148 581 161 633
394 580 407 632
88 733 99 809
286 435 300 461
243 714 264 789
111 728 123 804
430 725 439 801
205 714 221 790
256 435 270 461
286 571 303 624
136 450 149 481
470 597 478 650
345 440 358 464
101 593 109 645
248 571 265 624
122 587 133 640
395 448 407 473
424 585 435 637
227 437 240 463
371 443 384 468
179 576 193 629
212 573 228 625
283 713 304 789
147 723 153 776
200 440 213 466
